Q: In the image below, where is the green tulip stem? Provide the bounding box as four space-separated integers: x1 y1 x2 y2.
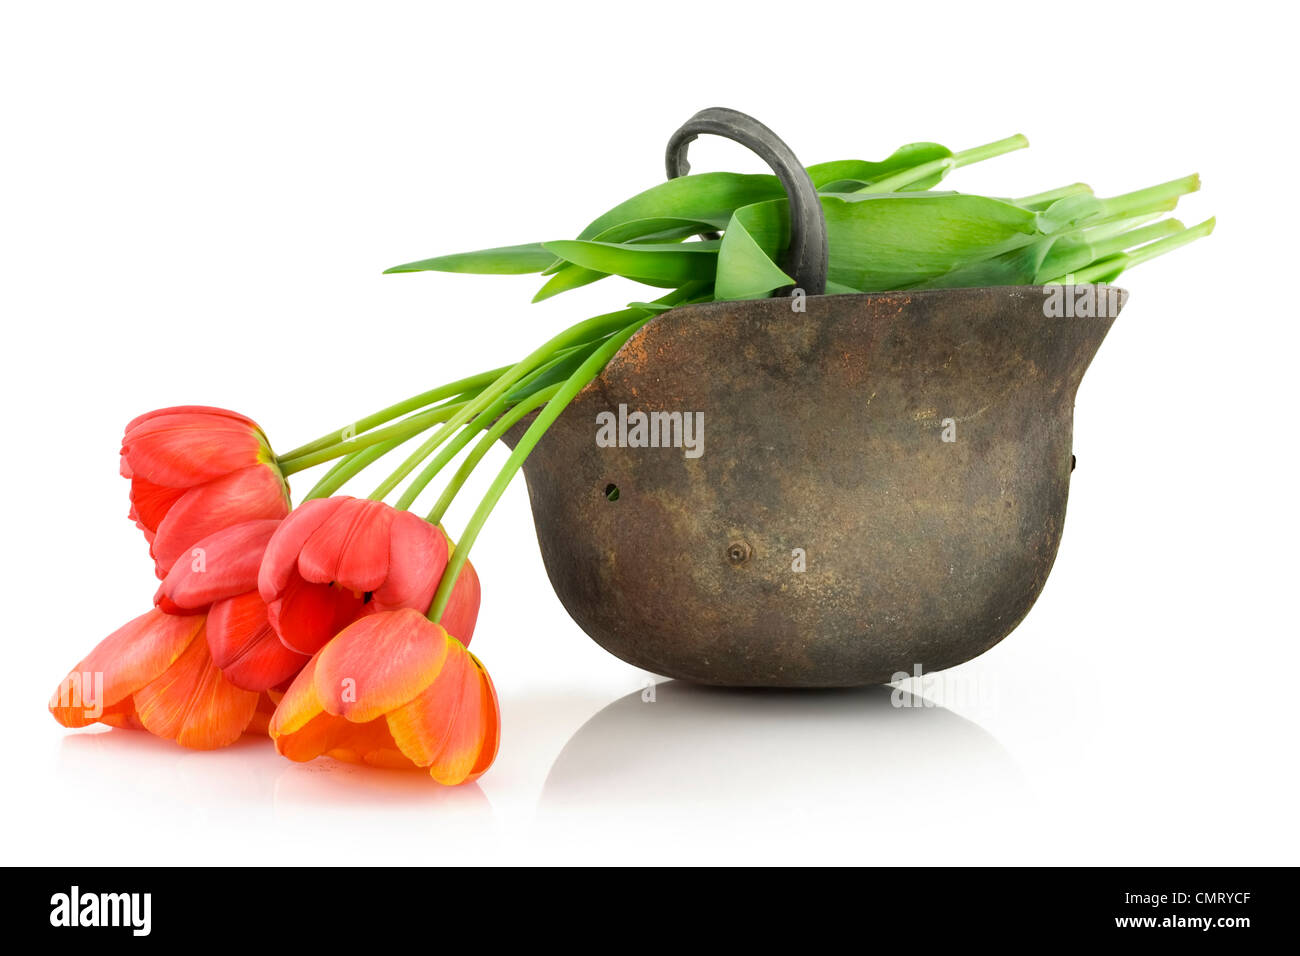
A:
277 365 511 464
277 397 473 476
426 316 650 625
365 307 649 503
425 384 561 526
391 394 510 511
854 134 1028 194
303 436 408 501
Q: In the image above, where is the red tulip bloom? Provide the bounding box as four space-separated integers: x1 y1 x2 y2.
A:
269 609 499 784
259 497 480 656
156 519 308 691
49 609 261 749
121 406 290 578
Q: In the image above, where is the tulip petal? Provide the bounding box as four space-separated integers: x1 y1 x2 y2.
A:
385 646 470 767
133 626 260 749
156 519 281 612
122 411 266 487
124 405 259 436
267 574 366 656
49 609 204 728
151 464 289 575
100 696 145 731
270 655 415 767
274 710 341 762
127 476 186 537
323 717 416 769
314 609 448 723
298 498 393 592
386 635 498 785
371 511 446 614
207 591 309 691
439 558 481 646
275 711 416 768
269 652 326 740
426 653 491 785
258 497 347 603
465 652 501 782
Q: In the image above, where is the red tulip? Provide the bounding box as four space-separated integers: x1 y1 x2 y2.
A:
121 406 290 578
49 609 261 749
258 497 480 656
269 609 499 784
155 519 308 691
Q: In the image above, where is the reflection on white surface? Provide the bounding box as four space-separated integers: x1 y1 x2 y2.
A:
272 759 489 810
58 727 490 807
53 725 496 864
46 679 1022 864
534 681 1024 861
59 729 280 807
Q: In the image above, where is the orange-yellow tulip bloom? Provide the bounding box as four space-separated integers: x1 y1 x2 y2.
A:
269 608 499 784
49 608 261 749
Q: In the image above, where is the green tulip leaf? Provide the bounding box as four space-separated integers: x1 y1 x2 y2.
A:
577 173 787 241
542 239 720 287
714 210 794 300
383 242 554 275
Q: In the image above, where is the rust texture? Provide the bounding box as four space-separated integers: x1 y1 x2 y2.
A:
505 287 1122 687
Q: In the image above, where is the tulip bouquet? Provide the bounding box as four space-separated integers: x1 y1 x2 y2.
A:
50 113 1212 785
50 409 498 783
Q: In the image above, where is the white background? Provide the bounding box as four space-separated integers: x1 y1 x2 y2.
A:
2 1 1295 866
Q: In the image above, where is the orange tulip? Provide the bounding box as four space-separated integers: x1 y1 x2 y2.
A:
121 406 290 578
269 608 499 784
49 609 261 749
155 518 309 691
